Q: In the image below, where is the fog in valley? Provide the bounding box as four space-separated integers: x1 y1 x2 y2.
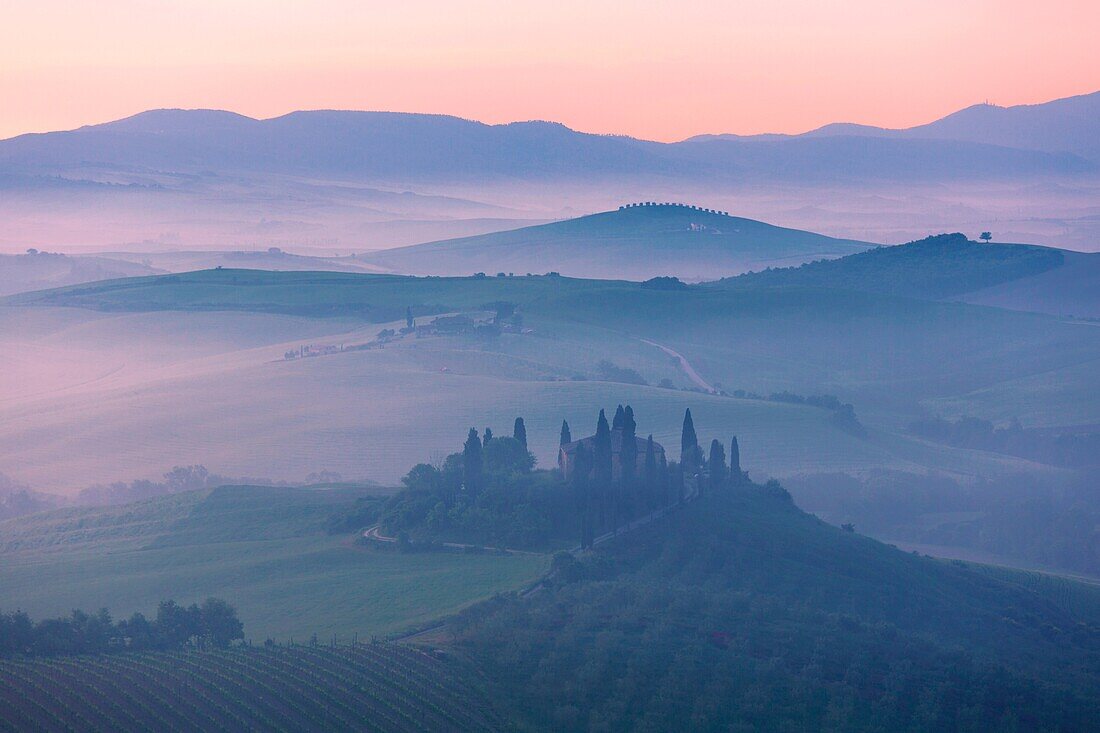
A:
2 65 1100 733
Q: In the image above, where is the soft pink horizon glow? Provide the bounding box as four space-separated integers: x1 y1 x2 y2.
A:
2 0 1098 142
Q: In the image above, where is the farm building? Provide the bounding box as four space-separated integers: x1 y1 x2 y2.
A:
558 429 665 482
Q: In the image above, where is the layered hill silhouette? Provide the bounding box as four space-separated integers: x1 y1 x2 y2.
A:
1 93 1096 186
359 204 873 280
716 233 1100 318
2 91 1097 254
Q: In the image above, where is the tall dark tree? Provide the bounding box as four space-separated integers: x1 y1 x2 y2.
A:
405 306 414 330
463 428 483 496
672 460 685 504
612 404 626 431
681 408 699 471
658 453 670 507
643 435 657 511
620 406 637 470
483 427 494 444
729 435 741 485
560 420 572 447
513 417 528 449
572 443 595 549
593 409 613 530
708 439 727 494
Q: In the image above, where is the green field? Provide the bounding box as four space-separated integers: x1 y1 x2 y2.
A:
0 643 503 732
0 487 548 641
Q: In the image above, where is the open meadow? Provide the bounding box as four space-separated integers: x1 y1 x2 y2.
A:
0 485 547 641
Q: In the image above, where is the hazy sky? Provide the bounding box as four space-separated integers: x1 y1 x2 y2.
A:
2 0 1097 141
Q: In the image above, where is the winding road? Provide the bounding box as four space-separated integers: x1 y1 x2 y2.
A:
640 338 715 393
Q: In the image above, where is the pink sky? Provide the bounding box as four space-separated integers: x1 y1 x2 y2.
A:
2 0 1097 142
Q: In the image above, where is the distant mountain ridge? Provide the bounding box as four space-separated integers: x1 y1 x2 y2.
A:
358 203 874 280
2 91 1097 256
2 93 1096 186
694 91 1100 162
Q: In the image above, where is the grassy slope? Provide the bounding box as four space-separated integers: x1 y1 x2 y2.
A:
0 486 547 641
359 205 873 280
456 487 1100 730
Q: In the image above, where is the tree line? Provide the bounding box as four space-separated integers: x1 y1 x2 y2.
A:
372 405 748 551
0 598 244 658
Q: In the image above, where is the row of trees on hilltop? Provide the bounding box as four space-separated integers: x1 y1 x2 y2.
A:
0 598 244 658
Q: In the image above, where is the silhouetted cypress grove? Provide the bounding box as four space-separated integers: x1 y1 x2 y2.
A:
643 435 657 511
612 404 626 431
681 408 699 471
708 439 727 493
463 428 483 497
483 427 493 444
513 417 527 448
594 409 613 530
560 420 571 447
730 436 741 485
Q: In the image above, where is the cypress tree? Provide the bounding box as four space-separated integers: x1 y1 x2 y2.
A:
620 406 637 472
405 306 414 330
483 427 493 444
672 460 685 504
560 420 572 447
643 435 657 511
594 409 613 530
658 453 670 507
681 408 699 470
513 417 527 448
462 428 483 497
573 443 594 549
708 439 727 493
730 436 741 485
612 404 626 431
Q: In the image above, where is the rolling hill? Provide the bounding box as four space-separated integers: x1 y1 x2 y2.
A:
0 251 163 297
456 486 1100 730
713 233 1100 317
358 204 873 280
